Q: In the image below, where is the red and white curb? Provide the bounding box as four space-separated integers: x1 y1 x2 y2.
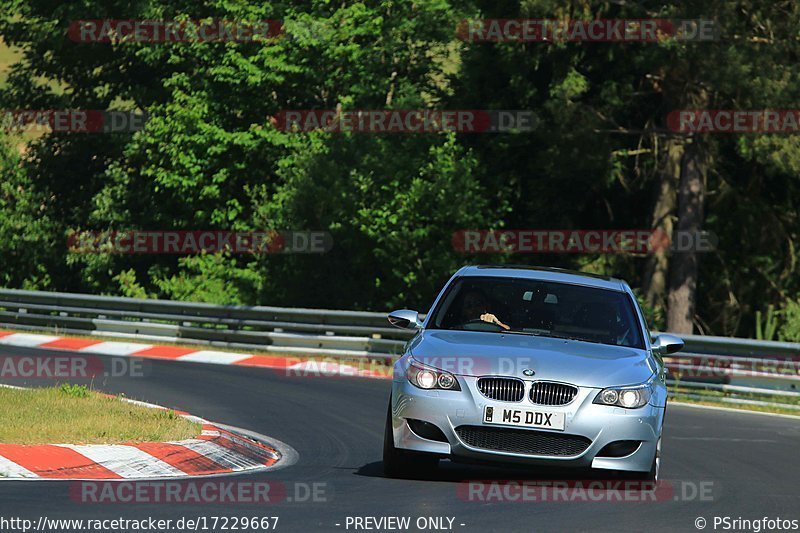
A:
0 387 286 480
0 331 390 379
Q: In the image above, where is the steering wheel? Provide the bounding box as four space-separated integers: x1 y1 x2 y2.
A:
461 318 505 331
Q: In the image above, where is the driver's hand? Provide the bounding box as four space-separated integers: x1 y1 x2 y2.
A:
480 313 511 330
480 313 498 324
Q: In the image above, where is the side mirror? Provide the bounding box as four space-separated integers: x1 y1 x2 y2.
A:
652 334 684 355
388 309 421 330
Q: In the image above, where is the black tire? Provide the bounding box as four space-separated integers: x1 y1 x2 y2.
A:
382 402 439 479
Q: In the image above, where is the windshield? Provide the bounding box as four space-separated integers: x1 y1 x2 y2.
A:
428 276 645 349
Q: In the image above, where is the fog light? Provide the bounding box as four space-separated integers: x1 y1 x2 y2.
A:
407 419 449 442
597 440 641 458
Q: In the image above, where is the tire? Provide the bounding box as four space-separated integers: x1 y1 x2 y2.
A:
649 436 662 482
382 402 439 479
629 436 660 484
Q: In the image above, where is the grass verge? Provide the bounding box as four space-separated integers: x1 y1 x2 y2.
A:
0 384 202 445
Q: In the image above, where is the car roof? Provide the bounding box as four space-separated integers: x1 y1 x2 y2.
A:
455 265 626 291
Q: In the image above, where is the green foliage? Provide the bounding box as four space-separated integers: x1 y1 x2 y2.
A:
0 0 799 336
755 305 780 341
0 132 55 289
114 269 150 299
153 254 263 305
634 289 665 332
59 383 90 399
250 131 503 309
778 299 800 342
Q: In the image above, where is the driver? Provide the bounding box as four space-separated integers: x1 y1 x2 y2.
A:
461 289 510 330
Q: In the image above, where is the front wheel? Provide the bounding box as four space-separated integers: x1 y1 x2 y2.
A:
383 402 439 479
629 436 660 483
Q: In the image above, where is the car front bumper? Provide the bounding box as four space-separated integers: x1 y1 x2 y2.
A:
390 374 664 473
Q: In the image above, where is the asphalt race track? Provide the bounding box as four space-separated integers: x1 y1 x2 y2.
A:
1 344 799 533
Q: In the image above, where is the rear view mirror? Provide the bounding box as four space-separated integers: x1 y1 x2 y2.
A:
388 309 421 330
652 334 684 355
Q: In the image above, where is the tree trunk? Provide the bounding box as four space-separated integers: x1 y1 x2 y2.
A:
643 138 682 311
666 139 705 334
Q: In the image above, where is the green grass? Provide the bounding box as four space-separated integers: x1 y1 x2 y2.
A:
0 385 202 445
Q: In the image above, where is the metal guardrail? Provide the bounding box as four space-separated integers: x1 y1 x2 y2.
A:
0 288 798 402
0 288 409 358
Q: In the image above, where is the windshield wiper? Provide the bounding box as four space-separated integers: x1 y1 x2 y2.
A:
499 330 544 336
541 332 604 344
449 328 604 344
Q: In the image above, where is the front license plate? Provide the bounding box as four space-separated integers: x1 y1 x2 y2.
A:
483 406 565 431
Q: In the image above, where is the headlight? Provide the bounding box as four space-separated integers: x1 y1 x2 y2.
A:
593 378 653 409
406 358 461 391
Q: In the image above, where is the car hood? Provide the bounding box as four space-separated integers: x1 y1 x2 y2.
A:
408 330 656 388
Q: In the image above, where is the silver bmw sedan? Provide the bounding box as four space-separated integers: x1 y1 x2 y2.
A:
384 265 683 480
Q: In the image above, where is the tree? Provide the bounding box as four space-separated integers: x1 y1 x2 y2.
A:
0 131 55 288
452 0 800 335
1 0 499 309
